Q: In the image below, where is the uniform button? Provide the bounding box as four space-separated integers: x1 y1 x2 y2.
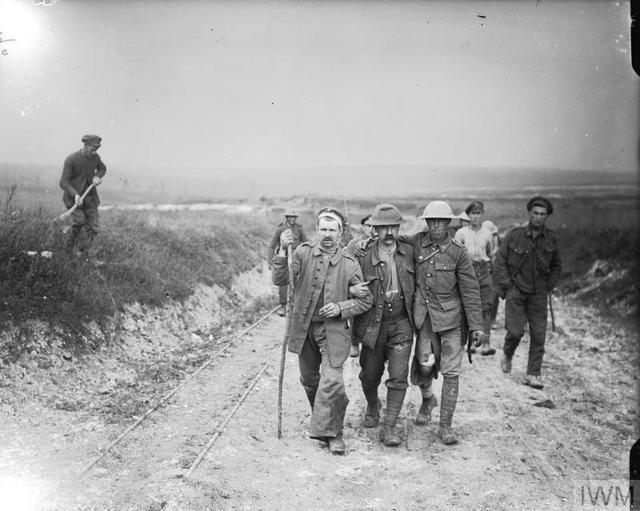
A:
378 305 382 309
430 260 434 264
380 291 384 295
426 300 429 303
427 274 431 277
376 319 380 322
426 286 430 290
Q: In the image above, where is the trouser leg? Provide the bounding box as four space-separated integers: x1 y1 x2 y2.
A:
298 331 322 410
83 203 100 253
278 285 288 306
503 286 528 358
307 323 349 439
526 292 548 376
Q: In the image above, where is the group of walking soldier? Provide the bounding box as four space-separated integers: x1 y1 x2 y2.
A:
271 196 561 454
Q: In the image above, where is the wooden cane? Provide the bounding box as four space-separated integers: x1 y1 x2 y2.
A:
277 245 294 439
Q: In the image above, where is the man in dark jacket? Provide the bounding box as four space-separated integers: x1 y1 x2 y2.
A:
272 207 372 454
493 196 562 390
268 209 308 316
59 134 107 256
351 204 415 446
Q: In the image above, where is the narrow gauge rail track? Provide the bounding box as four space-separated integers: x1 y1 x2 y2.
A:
79 305 281 477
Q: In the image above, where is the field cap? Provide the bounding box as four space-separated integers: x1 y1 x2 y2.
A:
368 203 404 226
81 134 102 147
317 206 347 228
419 200 455 220
283 209 299 217
526 196 553 215
465 201 484 214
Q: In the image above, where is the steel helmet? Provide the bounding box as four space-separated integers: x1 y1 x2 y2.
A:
419 201 455 220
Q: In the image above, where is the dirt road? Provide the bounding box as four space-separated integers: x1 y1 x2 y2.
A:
0 288 636 510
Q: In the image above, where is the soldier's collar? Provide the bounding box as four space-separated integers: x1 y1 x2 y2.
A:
525 223 546 237
422 233 452 251
312 243 342 265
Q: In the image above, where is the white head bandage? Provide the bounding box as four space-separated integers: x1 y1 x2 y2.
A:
317 211 344 230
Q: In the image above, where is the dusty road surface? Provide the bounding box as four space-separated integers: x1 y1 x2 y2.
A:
0 292 636 511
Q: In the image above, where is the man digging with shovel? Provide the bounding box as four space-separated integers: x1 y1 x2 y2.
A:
59 134 106 259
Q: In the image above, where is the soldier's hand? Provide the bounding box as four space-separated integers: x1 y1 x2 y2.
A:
348 282 369 298
92 176 102 187
353 239 370 257
74 194 83 207
279 229 294 249
470 331 484 347
319 302 341 318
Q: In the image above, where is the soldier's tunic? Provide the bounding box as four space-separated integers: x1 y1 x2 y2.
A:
406 231 483 384
268 222 307 304
272 242 372 438
493 223 562 376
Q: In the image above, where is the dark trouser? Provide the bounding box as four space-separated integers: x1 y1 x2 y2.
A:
503 286 548 376
473 262 494 338
298 322 349 439
359 316 413 393
278 285 288 306
68 202 99 252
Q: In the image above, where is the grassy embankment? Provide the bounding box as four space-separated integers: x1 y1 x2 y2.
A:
0 186 273 363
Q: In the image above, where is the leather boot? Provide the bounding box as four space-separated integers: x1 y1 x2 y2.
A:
379 388 405 446
438 376 459 445
415 387 438 426
362 387 381 428
480 335 496 356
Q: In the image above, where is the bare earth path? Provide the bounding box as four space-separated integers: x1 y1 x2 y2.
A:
0 295 636 511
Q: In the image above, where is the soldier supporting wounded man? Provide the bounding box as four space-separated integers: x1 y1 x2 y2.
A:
271 207 372 454
355 200 483 445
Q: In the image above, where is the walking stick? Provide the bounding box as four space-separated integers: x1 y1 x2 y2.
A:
277 245 294 439
548 294 556 332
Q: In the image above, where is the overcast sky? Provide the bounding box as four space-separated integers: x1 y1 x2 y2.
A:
0 0 637 174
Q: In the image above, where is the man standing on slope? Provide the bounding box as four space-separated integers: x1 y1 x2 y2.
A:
272 207 372 454
59 134 107 258
493 196 562 390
